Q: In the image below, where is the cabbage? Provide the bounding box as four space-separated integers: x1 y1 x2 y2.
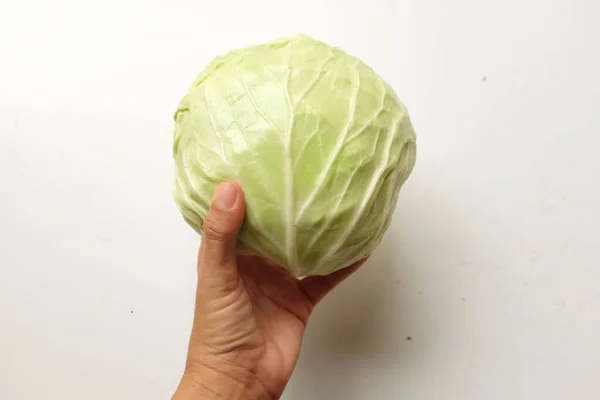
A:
172 34 416 276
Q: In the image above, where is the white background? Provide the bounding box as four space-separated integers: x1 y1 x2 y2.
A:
1 0 599 399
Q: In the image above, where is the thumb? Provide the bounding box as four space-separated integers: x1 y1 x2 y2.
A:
198 181 245 289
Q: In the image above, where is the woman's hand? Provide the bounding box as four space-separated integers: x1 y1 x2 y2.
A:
173 181 364 400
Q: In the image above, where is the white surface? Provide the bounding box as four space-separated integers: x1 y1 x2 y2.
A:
1 0 599 399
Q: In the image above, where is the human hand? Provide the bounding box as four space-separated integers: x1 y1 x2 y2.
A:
173 181 365 400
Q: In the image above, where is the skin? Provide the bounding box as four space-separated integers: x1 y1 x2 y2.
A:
172 181 364 400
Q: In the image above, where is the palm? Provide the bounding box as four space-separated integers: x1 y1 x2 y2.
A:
194 254 363 397
236 256 314 394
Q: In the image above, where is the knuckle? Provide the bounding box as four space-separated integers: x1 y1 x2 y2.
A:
202 214 234 242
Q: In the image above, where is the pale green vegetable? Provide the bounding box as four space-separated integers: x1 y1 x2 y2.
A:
173 34 416 276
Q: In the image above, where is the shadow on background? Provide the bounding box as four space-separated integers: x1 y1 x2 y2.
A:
305 241 407 355
284 233 427 400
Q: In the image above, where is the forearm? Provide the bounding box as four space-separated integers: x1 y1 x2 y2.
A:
173 360 272 400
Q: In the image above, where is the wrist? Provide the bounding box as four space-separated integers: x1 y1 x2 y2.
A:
173 358 272 400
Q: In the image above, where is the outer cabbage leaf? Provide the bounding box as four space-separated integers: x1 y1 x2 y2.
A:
173 34 416 276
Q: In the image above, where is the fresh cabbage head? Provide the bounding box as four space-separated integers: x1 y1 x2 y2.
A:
173 34 416 276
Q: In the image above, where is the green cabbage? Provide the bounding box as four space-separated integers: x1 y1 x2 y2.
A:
172 34 416 276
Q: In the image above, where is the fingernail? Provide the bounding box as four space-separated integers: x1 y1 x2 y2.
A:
214 182 237 211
